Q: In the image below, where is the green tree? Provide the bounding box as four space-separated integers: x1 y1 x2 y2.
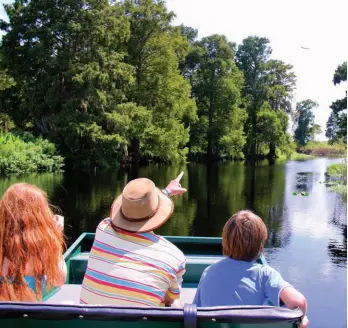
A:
326 62 347 143
0 52 15 92
236 36 272 159
187 34 246 159
293 99 318 146
309 123 322 141
236 37 296 159
179 24 198 45
0 0 136 169
123 0 197 162
325 112 339 142
256 102 291 156
0 50 17 126
264 60 296 158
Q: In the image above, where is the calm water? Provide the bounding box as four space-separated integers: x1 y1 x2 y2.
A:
0 157 346 327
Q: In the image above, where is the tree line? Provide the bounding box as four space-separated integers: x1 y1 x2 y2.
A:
0 0 342 170
325 62 347 143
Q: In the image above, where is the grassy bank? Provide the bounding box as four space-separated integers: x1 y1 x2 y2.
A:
277 152 315 161
326 161 347 196
0 132 64 176
298 141 346 157
290 152 315 160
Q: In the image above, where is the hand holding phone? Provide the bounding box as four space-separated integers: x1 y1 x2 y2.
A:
53 215 64 231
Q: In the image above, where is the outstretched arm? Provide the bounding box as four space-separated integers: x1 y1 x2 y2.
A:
280 287 309 328
162 171 187 197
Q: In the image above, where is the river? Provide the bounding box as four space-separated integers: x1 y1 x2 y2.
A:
0 157 346 327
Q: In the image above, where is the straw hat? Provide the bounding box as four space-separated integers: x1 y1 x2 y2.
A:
110 178 174 233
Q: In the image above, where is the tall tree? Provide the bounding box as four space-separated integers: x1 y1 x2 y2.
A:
326 62 347 143
123 0 197 162
0 50 16 130
256 102 291 157
236 36 272 159
236 37 296 159
264 60 296 158
188 34 246 159
293 99 318 146
0 52 15 92
0 0 136 168
325 112 339 142
179 24 198 45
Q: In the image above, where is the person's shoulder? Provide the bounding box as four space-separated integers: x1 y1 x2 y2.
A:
259 264 282 279
157 236 185 262
97 218 112 230
198 257 229 281
95 218 117 238
202 257 229 274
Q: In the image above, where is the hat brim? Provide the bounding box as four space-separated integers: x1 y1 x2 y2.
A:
110 188 174 233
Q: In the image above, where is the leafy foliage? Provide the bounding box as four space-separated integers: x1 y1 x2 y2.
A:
187 34 246 159
236 37 296 159
0 1 303 171
327 160 347 196
326 62 347 143
0 132 64 175
0 0 196 169
123 0 197 162
293 99 319 146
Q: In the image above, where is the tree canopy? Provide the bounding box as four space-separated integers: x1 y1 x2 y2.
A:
326 62 347 143
293 99 319 146
0 0 312 170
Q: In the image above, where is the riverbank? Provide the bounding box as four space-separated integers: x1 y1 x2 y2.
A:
326 161 347 196
277 152 315 161
297 141 346 157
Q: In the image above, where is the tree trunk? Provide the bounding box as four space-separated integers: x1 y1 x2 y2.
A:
268 142 276 159
128 138 140 163
207 95 214 161
250 111 257 159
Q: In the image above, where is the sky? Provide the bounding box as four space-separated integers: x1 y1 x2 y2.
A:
1 0 347 140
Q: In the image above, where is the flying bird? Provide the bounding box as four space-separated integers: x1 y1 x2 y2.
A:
300 46 310 50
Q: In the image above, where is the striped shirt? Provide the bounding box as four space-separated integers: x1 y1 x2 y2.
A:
80 218 186 306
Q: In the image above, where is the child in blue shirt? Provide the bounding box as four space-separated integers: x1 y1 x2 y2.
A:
193 210 309 328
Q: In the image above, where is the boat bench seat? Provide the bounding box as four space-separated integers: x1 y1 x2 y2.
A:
44 284 196 306
68 252 224 286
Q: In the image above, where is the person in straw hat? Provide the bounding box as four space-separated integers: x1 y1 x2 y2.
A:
80 173 187 307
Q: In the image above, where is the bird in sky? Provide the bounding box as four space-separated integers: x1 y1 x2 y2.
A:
300 46 310 50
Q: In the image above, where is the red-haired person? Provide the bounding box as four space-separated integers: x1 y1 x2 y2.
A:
0 183 66 301
193 210 309 328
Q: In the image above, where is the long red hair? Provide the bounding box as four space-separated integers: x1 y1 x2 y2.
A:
0 183 65 301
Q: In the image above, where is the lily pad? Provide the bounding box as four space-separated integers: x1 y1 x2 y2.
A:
300 192 309 196
292 192 299 195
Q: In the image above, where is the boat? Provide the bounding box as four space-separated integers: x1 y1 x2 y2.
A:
0 233 303 327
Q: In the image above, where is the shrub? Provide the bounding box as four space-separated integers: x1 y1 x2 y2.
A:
326 160 347 196
0 132 64 175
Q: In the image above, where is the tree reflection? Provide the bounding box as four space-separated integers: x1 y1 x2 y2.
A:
327 197 347 267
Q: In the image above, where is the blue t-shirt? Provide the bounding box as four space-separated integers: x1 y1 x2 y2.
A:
193 257 291 307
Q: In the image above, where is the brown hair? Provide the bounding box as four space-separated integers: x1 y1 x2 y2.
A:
0 183 65 301
222 210 268 261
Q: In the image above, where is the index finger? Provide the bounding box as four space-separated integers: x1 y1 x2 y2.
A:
174 171 184 182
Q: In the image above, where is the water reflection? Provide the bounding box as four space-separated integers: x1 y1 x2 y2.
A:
327 196 347 267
